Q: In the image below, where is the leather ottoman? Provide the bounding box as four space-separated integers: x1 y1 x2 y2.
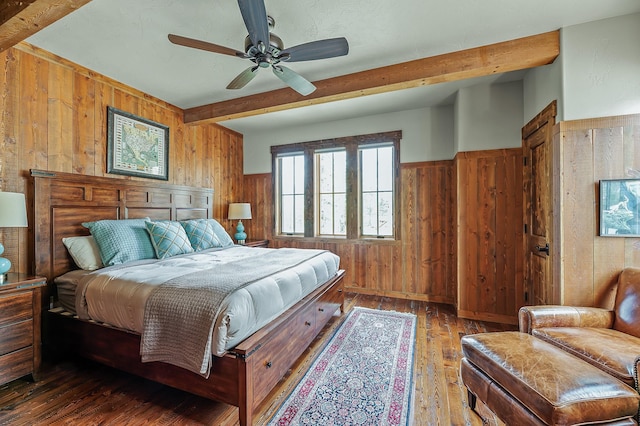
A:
460 332 639 425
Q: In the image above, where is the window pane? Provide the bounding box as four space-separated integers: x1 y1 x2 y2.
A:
317 150 346 236
319 153 333 193
294 155 305 194
294 194 305 233
280 157 294 194
319 194 333 235
335 193 346 235
378 146 393 191
278 154 304 235
361 149 377 192
362 192 378 235
378 191 393 236
334 151 346 193
281 195 294 233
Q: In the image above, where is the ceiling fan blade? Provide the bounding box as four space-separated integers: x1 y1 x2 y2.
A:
272 65 316 96
237 0 269 50
168 34 246 58
280 37 349 62
227 66 259 89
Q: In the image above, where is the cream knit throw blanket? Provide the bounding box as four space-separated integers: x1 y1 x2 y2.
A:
140 248 326 377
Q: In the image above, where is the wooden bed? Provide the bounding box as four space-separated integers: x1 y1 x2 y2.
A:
32 169 345 426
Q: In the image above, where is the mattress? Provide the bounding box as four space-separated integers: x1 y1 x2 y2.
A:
54 245 340 357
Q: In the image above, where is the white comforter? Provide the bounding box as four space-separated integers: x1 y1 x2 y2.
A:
72 246 340 356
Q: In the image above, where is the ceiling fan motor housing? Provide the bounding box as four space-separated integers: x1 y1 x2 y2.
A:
244 32 284 54
168 2 348 95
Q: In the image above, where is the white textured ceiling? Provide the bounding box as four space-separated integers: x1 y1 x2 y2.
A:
26 0 640 133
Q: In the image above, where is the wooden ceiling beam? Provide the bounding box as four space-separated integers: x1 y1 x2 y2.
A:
0 0 92 53
184 30 560 124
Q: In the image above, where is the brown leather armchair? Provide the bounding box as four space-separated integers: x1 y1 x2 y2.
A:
519 267 640 391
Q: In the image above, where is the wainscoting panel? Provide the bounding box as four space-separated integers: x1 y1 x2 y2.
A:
243 160 456 304
455 148 524 324
552 114 640 308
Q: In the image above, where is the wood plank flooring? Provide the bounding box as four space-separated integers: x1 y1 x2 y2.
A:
0 293 514 425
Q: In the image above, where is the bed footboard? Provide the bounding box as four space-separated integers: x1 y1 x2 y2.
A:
50 270 345 426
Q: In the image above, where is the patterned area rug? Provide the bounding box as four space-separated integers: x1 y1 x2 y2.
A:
268 307 416 426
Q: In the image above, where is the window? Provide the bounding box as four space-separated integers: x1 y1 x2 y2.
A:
317 150 347 236
276 154 305 235
272 131 401 240
360 145 394 237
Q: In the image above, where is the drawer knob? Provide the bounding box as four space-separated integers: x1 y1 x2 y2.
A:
318 308 324 312
305 321 312 327
265 361 272 368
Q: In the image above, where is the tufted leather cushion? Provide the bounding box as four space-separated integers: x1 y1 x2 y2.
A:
461 332 639 425
532 327 640 387
613 267 640 338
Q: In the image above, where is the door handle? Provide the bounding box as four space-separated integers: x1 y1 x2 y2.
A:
535 243 550 255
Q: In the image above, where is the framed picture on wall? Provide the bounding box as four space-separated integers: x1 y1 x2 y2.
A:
599 179 640 237
107 106 169 180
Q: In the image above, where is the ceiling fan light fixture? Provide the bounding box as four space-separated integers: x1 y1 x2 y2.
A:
168 0 349 95
244 32 283 53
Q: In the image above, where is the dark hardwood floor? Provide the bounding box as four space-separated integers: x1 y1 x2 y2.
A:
0 293 514 425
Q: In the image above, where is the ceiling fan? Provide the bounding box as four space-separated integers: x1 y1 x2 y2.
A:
168 0 349 96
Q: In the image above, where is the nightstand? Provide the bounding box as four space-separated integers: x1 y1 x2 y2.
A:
243 239 269 248
0 273 46 385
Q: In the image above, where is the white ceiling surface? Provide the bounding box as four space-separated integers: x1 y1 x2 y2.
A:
27 0 640 133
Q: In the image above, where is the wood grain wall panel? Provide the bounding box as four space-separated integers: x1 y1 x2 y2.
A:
73 73 96 176
553 115 640 308
456 148 523 324
559 129 595 306
0 48 25 273
243 173 273 242
0 44 243 275
243 161 456 304
592 127 626 306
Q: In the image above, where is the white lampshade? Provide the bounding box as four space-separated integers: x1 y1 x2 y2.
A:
0 192 28 228
228 203 252 220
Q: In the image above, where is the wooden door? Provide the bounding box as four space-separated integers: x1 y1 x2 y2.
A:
522 102 556 306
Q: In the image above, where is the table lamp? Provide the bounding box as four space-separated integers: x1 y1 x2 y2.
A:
228 203 252 244
0 191 28 284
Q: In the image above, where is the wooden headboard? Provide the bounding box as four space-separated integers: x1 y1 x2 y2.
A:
31 169 214 284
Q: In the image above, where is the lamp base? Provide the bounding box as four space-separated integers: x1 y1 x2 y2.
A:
234 220 248 244
0 241 10 284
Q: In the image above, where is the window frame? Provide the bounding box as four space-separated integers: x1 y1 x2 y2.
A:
274 152 306 236
271 130 401 240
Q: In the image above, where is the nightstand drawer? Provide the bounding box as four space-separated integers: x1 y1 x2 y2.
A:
0 347 33 384
0 292 33 328
0 320 34 356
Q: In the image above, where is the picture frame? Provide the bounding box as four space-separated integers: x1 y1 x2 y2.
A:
599 179 640 237
106 106 169 180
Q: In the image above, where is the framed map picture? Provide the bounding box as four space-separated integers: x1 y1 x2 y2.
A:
107 106 169 180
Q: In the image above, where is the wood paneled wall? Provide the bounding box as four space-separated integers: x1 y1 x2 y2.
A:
0 43 243 275
244 161 458 304
0 41 527 321
455 148 524 324
552 114 640 308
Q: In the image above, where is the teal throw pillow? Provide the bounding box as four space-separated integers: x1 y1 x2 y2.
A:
180 219 222 251
207 218 235 247
145 220 194 259
82 218 156 266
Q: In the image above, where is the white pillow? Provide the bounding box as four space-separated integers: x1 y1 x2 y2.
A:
62 235 104 271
